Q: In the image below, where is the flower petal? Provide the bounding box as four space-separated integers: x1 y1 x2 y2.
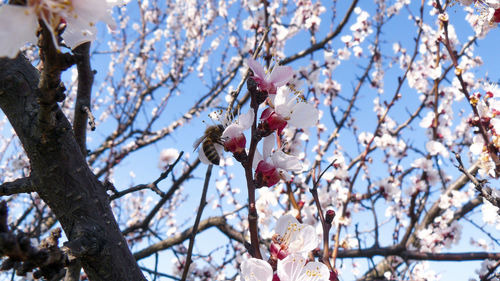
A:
247 58 267 80
299 261 330 281
262 135 275 158
269 65 294 87
253 149 263 170
277 254 307 281
0 5 37 58
271 151 302 172
63 0 119 48
63 18 98 49
275 214 300 236
241 258 273 281
288 224 318 253
222 124 244 139
288 102 319 128
239 108 255 130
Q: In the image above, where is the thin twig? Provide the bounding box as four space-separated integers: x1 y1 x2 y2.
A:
310 159 337 271
454 152 500 209
111 151 184 200
181 164 213 281
227 28 270 114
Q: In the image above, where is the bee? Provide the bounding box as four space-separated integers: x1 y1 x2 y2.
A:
193 124 225 165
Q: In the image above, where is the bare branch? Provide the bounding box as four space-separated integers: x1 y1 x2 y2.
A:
0 177 34 196
133 216 230 261
72 42 94 156
181 164 212 281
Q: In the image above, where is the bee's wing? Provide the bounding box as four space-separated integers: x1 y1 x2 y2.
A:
193 135 207 151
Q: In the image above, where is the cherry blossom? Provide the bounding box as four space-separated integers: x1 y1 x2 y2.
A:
247 58 294 95
0 0 120 58
222 109 254 154
240 254 329 281
271 214 318 258
260 88 319 135
277 254 330 281
254 135 302 187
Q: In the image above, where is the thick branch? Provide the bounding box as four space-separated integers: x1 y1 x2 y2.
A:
0 177 34 196
0 55 145 281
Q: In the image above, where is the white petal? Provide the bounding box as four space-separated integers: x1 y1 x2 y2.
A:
240 258 273 281
269 65 294 87
426 140 449 158
0 5 37 58
274 87 289 108
247 58 267 80
252 149 263 170
288 103 319 128
277 254 307 281
299 261 330 281
262 135 275 158
222 124 244 139
288 225 318 253
63 0 118 48
275 214 300 236
239 108 255 130
470 135 485 155
63 19 98 49
272 151 302 172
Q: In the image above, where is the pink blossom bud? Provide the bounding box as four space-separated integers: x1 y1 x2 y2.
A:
325 210 336 224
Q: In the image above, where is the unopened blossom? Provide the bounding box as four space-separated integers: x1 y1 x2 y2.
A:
260 88 319 135
247 58 294 95
0 0 121 58
254 135 302 187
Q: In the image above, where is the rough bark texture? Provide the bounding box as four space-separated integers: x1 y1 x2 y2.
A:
0 56 146 281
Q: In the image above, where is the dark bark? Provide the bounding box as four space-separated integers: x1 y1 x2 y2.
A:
0 56 145 280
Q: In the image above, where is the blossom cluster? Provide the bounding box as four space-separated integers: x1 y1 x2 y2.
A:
456 0 500 29
198 58 319 188
239 215 333 281
468 83 500 176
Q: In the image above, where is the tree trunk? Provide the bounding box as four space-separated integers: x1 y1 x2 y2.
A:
0 56 146 281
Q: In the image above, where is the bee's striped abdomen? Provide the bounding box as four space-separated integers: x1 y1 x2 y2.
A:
203 140 220 165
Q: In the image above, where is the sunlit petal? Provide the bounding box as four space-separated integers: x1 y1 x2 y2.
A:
0 5 37 58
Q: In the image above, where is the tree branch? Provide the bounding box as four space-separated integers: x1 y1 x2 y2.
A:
133 216 230 261
0 177 34 196
72 42 94 156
